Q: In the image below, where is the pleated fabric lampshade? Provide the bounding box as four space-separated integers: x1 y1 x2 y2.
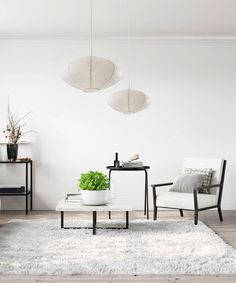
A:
61 56 122 93
61 0 122 93
108 89 150 114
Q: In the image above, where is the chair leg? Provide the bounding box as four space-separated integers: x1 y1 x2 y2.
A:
194 210 198 225
218 206 223 222
179 209 184 217
153 207 157 221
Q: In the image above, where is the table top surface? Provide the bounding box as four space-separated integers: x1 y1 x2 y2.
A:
0 160 32 164
106 165 150 170
56 198 132 212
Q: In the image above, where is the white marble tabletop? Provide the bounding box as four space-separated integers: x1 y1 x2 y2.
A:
56 198 132 212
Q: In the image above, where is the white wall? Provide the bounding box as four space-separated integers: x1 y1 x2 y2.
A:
0 38 236 210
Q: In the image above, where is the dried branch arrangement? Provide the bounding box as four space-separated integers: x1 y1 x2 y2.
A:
3 102 30 144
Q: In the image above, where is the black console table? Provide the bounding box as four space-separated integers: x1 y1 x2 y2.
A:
0 160 33 215
106 166 150 219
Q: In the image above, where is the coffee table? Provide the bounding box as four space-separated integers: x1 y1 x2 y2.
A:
56 198 132 235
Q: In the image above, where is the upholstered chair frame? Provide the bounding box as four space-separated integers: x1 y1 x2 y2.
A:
151 160 227 225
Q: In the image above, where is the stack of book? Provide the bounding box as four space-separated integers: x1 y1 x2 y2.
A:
65 193 83 203
0 185 25 193
122 161 143 168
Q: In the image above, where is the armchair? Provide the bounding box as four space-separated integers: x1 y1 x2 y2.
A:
151 158 226 225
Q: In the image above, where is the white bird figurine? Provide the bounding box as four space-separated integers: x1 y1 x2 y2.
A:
128 154 139 162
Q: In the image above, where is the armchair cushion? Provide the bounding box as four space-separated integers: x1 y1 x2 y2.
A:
184 167 213 193
169 174 205 193
156 192 217 210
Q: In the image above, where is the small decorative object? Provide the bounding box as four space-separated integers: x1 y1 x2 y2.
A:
3 101 30 161
122 154 143 168
114 152 120 167
7 144 18 161
128 154 139 162
78 171 110 205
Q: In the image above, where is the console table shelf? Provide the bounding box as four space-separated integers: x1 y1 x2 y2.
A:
0 191 32 196
0 160 33 214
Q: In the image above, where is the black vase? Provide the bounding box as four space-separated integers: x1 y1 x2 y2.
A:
7 144 18 161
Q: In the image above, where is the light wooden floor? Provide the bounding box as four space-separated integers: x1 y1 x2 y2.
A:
0 210 236 283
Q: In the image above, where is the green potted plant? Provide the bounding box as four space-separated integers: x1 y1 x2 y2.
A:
78 171 110 205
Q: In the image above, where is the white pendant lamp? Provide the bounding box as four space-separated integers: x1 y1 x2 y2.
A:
61 56 121 93
107 1 149 114
61 0 121 93
108 89 150 114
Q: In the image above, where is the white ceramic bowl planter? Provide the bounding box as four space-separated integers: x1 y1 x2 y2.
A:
78 171 110 206
81 190 108 205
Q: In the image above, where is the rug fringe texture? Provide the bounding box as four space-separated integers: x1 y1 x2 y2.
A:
0 219 236 275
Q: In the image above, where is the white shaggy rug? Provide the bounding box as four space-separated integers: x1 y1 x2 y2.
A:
0 219 236 275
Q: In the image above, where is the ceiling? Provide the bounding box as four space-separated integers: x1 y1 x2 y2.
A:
0 0 236 38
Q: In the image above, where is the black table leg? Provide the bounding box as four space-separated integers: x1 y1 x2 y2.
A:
93 211 97 235
108 170 112 219
144 184 147 216
144 169 149 219
126 211 129 229
30 161 33 211
60 210 129 233
61 211 64 228
25 163 28 215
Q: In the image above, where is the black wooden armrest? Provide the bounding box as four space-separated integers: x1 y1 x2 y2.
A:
151 182 173 188
193 183 222 210
194 183 222 193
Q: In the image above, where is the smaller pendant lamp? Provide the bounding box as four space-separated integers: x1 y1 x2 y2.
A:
108 89 149 114
61 0 121 92
107 1 149 114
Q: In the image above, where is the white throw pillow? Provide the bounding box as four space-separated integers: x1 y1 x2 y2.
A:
184 168 213 193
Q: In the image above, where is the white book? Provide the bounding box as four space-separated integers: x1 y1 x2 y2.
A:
65 194 83 203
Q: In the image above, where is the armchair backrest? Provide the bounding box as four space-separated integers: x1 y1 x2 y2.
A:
182 158 225 195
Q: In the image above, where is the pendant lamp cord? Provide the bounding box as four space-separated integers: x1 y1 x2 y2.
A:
127 0 131 111
89 0 93 89
127 0 131 90
90 0 93 57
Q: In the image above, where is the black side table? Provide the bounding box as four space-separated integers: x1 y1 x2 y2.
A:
0 160 33 215
106 166 150 219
